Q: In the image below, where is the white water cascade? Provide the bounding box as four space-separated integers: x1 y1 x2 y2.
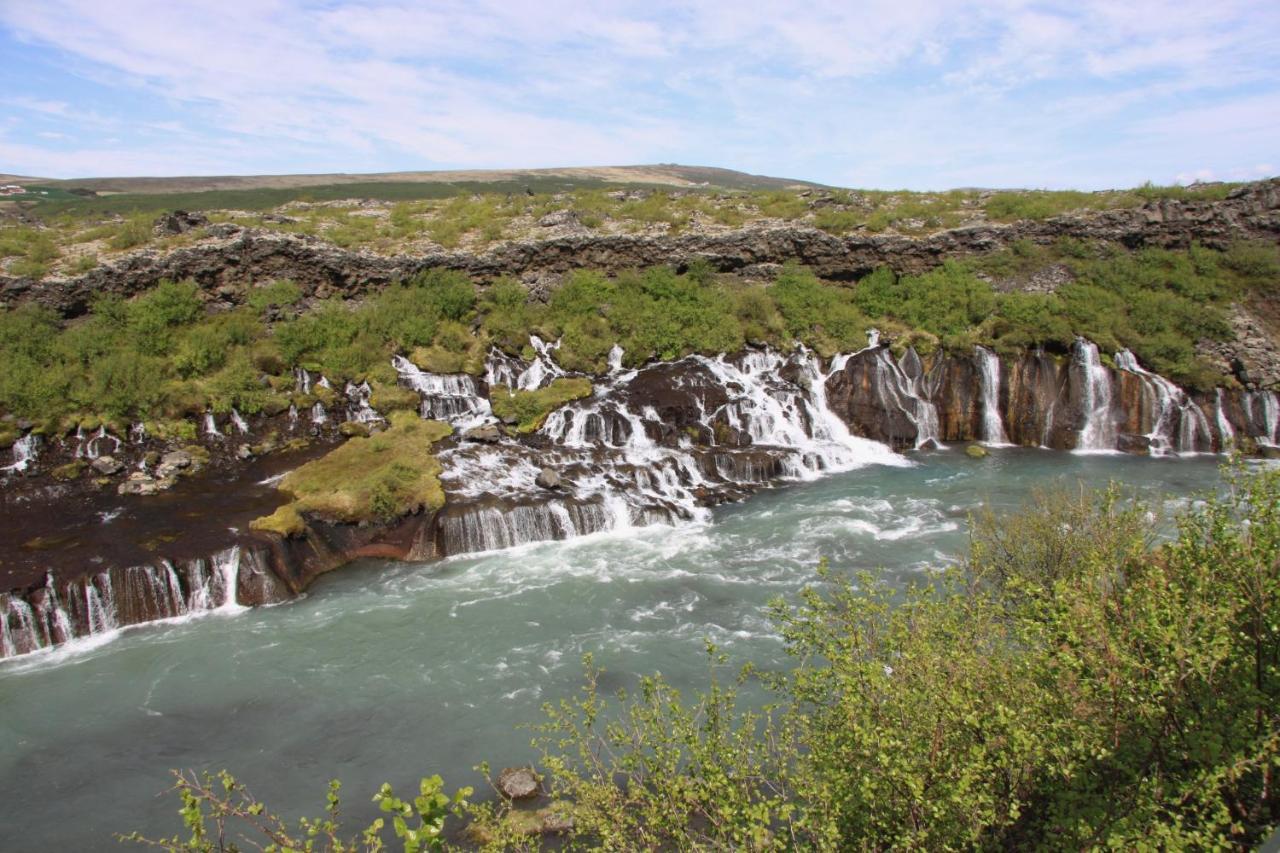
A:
974 347 1011 446
203 412 222 438
230 409 250 435
310 402 328 425
4 433 39 473
1073 339 1117 452
393 356 492 428
1214 389 1236 451
0 547 250 660
1114 349 1211 455
515 336 567 391
1246 390 1279 447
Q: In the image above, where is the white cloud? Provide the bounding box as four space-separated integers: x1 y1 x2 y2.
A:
0 0 1277 186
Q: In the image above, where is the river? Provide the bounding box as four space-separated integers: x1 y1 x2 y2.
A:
0 449 1234 849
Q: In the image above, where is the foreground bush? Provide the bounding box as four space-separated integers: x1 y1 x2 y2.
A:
131 466 1280 850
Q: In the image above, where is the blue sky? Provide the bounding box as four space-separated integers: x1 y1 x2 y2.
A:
1 1 1278 189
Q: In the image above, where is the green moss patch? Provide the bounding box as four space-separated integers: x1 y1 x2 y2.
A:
369 381 420 413
254 412 451 530
490 377 593 434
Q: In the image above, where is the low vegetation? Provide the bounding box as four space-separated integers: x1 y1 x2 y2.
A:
131 465 1280 850
0 239 1274 434
1 178 1254 277
489 378 593 433
251 412 451 532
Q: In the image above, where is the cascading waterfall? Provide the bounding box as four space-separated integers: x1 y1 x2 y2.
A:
1247 390 1280 447
344 382 382 424
1114 349 1211 454
1214 389 1236 451
203 412 222 438
0 548 248 660
393 356 492 427
974 346 1010 445
1073 339 1117 452
516 336 566 390
294 367 312 395
230 409 250 435
4 433 39 473
310 402 328 425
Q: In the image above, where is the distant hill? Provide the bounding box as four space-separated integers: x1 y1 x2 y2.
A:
37 164 824 196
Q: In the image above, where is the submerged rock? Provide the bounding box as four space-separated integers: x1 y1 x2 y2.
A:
535 467 562 490
496 767 541 800
965 444 988 459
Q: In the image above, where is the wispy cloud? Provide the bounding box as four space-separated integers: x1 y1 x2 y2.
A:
0 0 1277 187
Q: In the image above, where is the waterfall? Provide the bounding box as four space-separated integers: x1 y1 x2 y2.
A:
1247 390 1279 447
4 433 40 473
310 402 328 425
1214 389 1235 451
518 336 566 390
230 409 250 434
484 348 523 388
1114 349 1210 454
974 347 1010 446
294 367 312 394
203 412 222 438
393 355 493 427
1072 339 1117 452
317 376 332 391
608 344 625 373
866 328 880 348
288 404 299 426
84 575 117 635
344 382 381 424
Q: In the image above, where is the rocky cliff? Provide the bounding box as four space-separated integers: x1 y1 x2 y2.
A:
4 180 1279 318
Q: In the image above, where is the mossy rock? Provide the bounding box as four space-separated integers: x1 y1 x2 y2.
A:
339 421 372 438
410 345 465 374
250 503 305 538
253 412 451 527
966 444 989 459
52 460 87 481
0 423 17 450
490 378 593 434
261 393 292 417
369 382 419 413
78 414 102 432
312 385 339 407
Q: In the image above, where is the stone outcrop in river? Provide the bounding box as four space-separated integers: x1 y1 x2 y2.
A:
3 336 1279 660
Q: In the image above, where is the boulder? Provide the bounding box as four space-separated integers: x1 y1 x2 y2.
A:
91 455 124 475
153 210 209 236
965 444 988 459
117 472 175 496
535 467 562 490
496 767 540 801
462 424 502 443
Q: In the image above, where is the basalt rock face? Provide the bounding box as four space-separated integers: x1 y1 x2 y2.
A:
4 180 1280 318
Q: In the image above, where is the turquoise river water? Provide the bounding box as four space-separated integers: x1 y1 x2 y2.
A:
0 449 1244 849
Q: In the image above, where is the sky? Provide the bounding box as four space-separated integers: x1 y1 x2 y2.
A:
1 1 1278 190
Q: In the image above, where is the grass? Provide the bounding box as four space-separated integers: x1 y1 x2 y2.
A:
490 377 594 433
253 411 451 530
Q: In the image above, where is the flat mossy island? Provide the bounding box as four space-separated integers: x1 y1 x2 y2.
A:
250 412 451 535
490 378 594 433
